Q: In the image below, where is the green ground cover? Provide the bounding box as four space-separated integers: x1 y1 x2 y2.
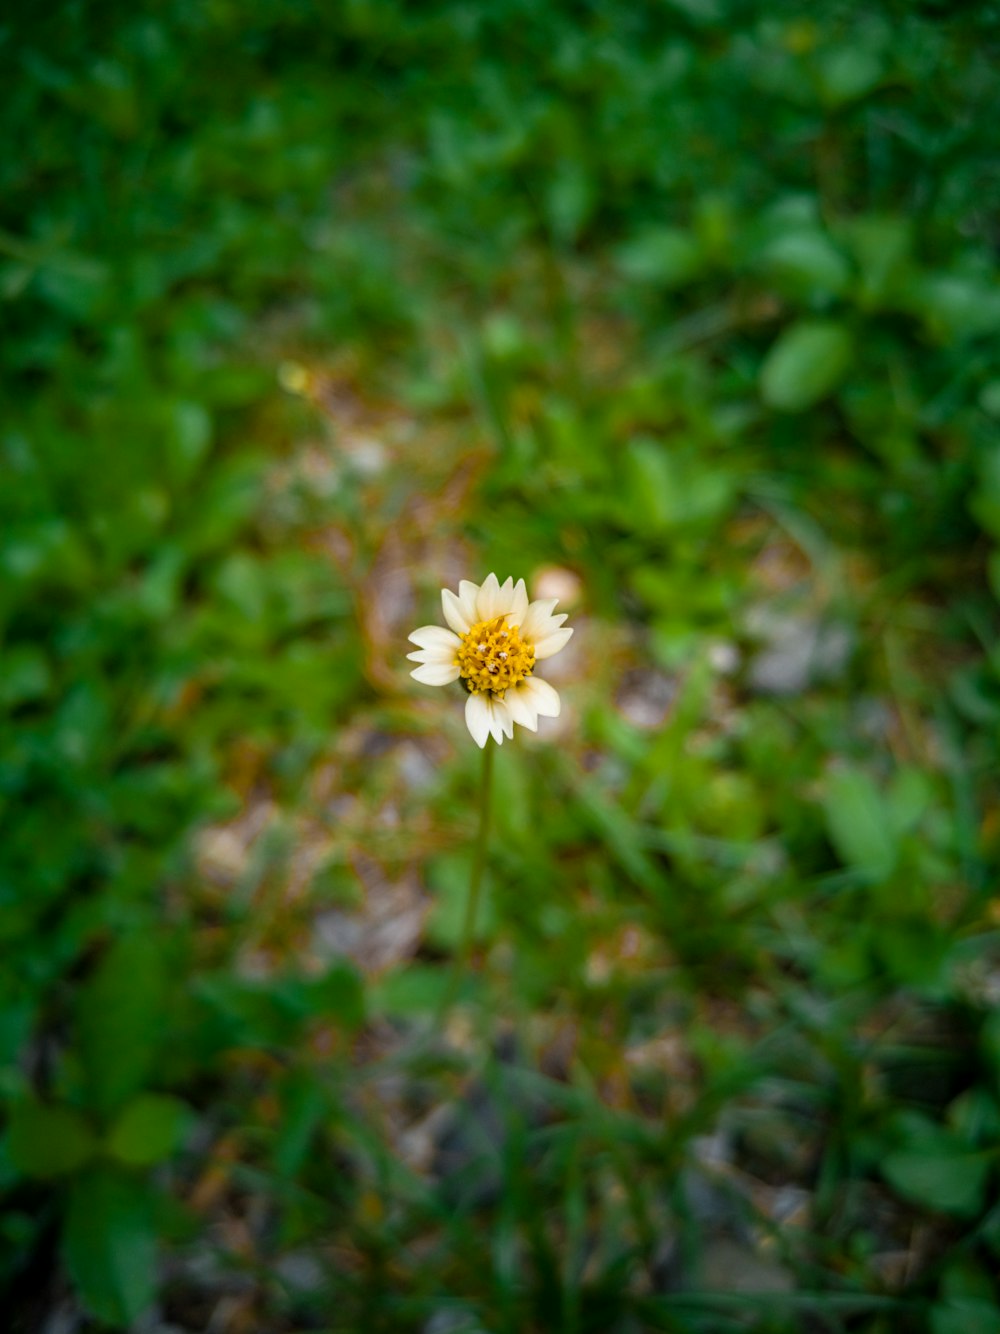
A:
3 2 1000 1330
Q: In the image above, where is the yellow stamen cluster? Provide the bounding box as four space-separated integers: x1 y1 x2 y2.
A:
457 616 534 695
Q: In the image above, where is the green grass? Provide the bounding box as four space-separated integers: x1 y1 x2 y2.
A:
3 2 1000 1330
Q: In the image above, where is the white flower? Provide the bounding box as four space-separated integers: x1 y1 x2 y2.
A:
408 573 574 747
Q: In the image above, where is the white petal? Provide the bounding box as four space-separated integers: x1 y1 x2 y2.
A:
520 598 560 640
509 578 529 626
407 644 457 664
525 612 568 644
497 577 516 615
505 682 539 731
457 580 481 625
533 627 574 660
411 662 461 686
442 587 472 634
408 625 462 651
489 695 513 743
476 572 504 621
521 676 561 717
465 693 492 748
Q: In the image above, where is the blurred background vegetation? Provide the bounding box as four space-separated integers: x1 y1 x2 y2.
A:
3 1 1000 1330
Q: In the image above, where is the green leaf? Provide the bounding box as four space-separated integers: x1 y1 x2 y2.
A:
989 550 1000 603
164 400 212 483
370 964 454 1017
546 163 593 245
211 551 269 622
694 194 735 260
877 921 949 992
759 231 851 299
943 1261 1000 1306
759 320 853 411
845 215 912 308
931 1300 1000 1334
63 1168 157 1327
273 1076 329 1179
970 447 1000 540
77 935 167 1118
306 962 366 1033
7 1100 95 1178
615 228 704 289
621 439 735 536
822 766 897 881
981 1008 1000 1088
136 545 185 621
106 1094 191 1167
915 274 1000 342
948 1089 1000 1147
817 47 883 107
623 439 677 532
0 646 53 707
886 766 933 836
882 1147 991 1218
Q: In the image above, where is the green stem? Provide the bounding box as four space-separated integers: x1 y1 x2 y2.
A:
450 739 495 1001
464 739 494 965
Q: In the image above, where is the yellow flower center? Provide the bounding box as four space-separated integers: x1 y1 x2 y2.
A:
457 616 535 695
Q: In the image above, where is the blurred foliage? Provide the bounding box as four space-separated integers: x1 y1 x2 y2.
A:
3 0 1000 1330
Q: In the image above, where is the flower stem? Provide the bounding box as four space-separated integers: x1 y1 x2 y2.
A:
445 739 495 1010
465 739 494 959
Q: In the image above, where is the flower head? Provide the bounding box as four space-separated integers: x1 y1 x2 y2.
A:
408 573 574 747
